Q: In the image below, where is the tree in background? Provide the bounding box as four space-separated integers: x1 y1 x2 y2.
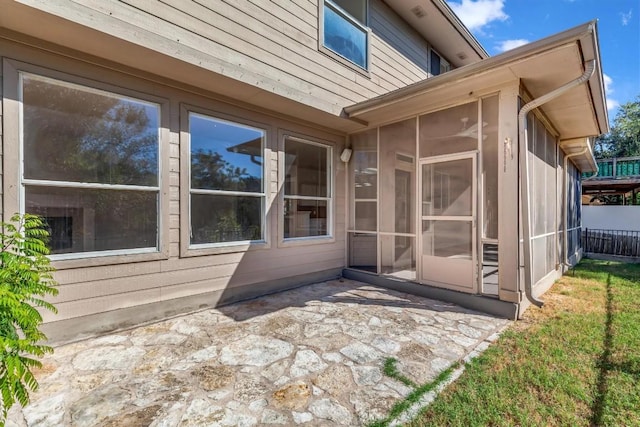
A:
594 96 640 158
590 96 640 205
190 149 262 243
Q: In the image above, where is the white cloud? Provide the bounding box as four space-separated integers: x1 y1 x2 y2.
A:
607 98 620 111
603 73 614 93
496 39 529 52
603 73 620 111
621 9 632 26
448 0 508 31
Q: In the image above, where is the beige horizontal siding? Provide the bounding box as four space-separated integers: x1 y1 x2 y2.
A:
51 246 344 305
370 0 430 75
30 0 432 113
121 0 364 99
45 256 344 323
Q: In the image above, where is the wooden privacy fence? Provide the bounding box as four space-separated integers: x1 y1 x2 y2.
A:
582 228 640 257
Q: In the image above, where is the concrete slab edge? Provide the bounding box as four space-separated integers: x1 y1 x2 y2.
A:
584 252 640 263
342 268 519 320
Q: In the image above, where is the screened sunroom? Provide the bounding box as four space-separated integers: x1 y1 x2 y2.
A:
342 21 608 316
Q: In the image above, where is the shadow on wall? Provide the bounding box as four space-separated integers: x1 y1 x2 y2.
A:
212 134 346 318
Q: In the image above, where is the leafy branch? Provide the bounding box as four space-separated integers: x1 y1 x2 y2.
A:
0 214 58 423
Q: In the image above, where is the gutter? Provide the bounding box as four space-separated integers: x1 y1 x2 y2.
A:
518 59 596 308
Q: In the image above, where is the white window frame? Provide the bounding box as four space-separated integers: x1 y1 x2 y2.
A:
429 49 451 76
181 105 270 256
319 0 371 74
280 134 334 245
15 70 166 263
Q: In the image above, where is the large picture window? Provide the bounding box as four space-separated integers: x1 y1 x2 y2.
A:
21 74 160 257
321 0 369 70
189 113 265 246
284 137 332 239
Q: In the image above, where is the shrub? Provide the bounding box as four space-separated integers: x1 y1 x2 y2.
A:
0 214 58 421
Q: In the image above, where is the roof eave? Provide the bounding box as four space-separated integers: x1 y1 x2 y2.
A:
580 20 610 135
345 21 602 120
560 137 598 173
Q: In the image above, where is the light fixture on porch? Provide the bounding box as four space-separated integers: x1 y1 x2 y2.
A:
340 148 353 163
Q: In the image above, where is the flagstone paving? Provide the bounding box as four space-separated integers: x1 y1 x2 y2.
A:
6 278 511 426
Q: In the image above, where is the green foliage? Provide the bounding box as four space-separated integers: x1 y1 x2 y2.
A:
369 361 460 427
0 214 58 422
594 96 640 158
382 357 417 388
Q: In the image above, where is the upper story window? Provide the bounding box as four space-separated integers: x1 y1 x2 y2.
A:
188 113 266 247
430 50 451 76
21 73 160 258
283 136 332 239
321 0 369 71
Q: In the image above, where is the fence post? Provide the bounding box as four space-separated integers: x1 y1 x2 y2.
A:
585 228 588 253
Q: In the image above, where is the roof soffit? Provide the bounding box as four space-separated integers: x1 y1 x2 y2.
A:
382 0 488 66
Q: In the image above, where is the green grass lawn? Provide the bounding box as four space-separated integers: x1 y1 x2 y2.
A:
409 258 640 427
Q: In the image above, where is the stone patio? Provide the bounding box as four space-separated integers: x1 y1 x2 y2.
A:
6 278 511 426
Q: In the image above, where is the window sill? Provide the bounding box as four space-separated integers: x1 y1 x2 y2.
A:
50 248 168 270
278 235 336 248
319 46 371 78
181 241 270 257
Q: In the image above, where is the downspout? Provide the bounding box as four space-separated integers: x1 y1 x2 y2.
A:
562 146 598 268
518 59 596 308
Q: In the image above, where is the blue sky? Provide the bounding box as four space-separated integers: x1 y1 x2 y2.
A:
446 0 640 123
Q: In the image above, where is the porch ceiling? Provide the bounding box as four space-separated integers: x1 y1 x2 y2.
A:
345 21 609 149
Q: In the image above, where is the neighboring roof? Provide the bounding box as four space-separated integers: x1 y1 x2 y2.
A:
583 178 640 196
383 0 489 66
582 156 640 194
345 21 610 146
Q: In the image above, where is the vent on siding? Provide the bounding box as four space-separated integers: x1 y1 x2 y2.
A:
410 6 426 18
396 153 414 164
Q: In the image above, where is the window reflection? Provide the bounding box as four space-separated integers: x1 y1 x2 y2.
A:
284 137 331 239
190 114 263 193
21 74 160 255
323 1 368 69
189 113 265 245
23 75 159 186
26 187 157 254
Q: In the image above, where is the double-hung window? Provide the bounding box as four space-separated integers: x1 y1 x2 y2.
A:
188 113 265 246
283 136 332 239
321 0 369 70
21 74 160 257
